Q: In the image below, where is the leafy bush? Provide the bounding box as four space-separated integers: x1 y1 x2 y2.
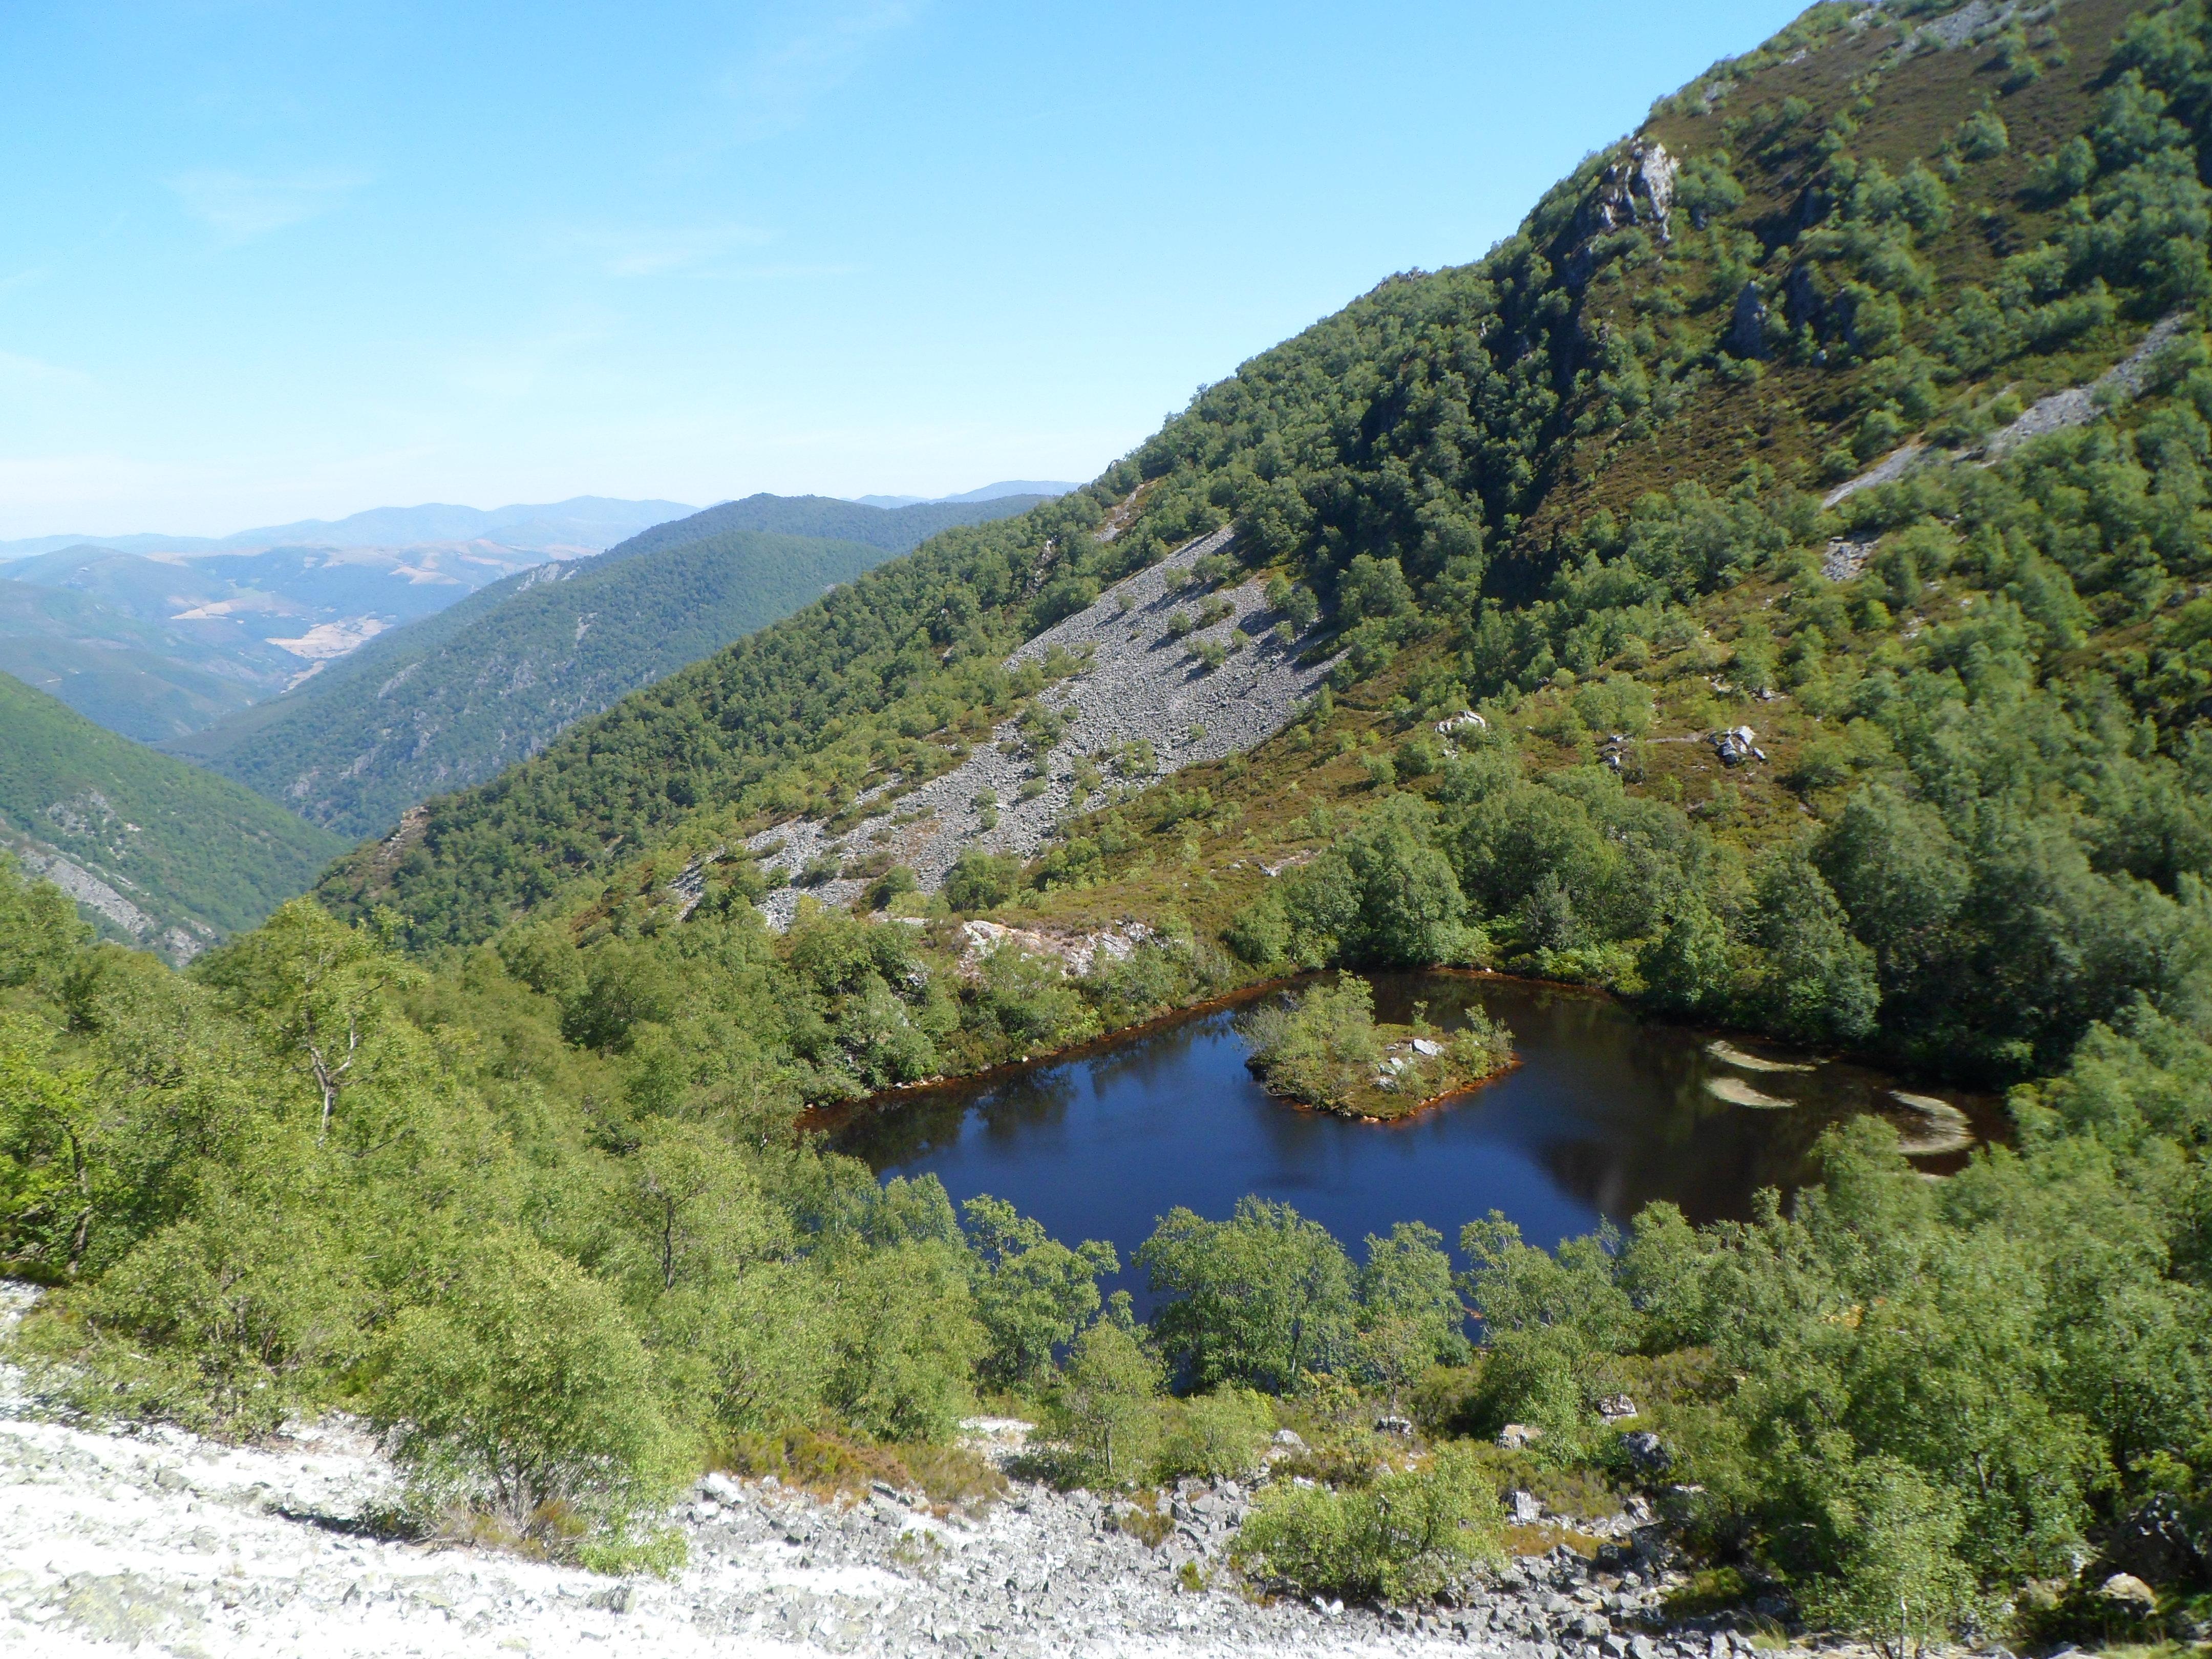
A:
369 1230 675 1533
1153 1387 1276 1482
944 849 1022 912
1231 1445 1502 1601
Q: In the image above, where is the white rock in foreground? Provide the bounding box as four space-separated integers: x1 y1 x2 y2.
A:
1 1285 1505 1658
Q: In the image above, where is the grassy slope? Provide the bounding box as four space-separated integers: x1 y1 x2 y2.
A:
319 0 2166 976
0 671 344 940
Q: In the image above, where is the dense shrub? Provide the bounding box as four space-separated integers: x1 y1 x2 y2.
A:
1232 1445 1502 1601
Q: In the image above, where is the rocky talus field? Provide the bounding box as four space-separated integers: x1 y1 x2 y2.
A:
749 528 1335 927
1 1287 1811 1659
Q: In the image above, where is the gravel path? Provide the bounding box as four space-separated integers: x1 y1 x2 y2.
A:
751 529 1335 927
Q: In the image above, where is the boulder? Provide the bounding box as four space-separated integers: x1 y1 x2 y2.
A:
1498 1423 1545 1450
1725 283 1770 360
2100 1571 2159 1610
1621 1431 1671 1473
1712 726 1758 767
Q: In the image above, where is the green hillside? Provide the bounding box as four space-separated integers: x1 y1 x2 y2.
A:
323 0 2211 1077
0 632 262 742
16 0 2212 1639
0 574 292 737
607 490 1054 561
0 671 343 952
327 0 2212 1070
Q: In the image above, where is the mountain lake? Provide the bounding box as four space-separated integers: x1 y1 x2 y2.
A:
820 971 1997 1310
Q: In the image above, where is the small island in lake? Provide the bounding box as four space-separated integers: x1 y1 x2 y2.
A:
1237 976 1514 1120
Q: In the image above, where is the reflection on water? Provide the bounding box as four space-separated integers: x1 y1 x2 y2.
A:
823 972 1995 1310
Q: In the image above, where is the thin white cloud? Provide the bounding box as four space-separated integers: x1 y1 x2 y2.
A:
0 350 93 392
444 320 614 401
720 1 920 139
169 168 371 242
555 222 777 279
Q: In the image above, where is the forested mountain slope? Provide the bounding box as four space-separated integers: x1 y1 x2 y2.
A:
166 493 1056 841
18 1 2212 1645
0 576 274 741
328 0 2212 1084
609 491 1055 560
0 672 342 957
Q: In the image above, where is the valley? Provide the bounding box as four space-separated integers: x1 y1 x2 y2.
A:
0 501 694 742
8 2 2212 1655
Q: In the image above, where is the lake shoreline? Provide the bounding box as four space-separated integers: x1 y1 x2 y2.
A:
805 962 1988 1140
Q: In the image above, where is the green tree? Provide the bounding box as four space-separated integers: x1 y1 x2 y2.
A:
823 1241 984 1442
1799 1458 1979 1659
962 1194 1118 1387
1636 898 1735 1016
1747 849 1880 1043
191 899 417 1144
1355 1222 1469 1408
1055 1313 1162 1483
1140 1197 1356 1393
1287 795 1471 966
613 1121 782 1296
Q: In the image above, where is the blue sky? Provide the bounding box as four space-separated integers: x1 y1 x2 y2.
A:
3 1 1804 537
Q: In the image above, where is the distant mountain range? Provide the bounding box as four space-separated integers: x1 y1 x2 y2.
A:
0 496 697 561
0 539 580 741
167 491 1053 840
0 485 1069 750
849 480 1076 509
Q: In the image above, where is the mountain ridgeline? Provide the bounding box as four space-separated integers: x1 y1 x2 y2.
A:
15 0 2212 1641
168 492 1052 839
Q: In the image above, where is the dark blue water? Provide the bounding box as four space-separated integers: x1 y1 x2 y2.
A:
825 972 1987 1306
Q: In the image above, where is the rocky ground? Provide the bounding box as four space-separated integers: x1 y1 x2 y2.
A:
1825 310 2192 508
0 1284 1831 1659
751 526 1335 928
